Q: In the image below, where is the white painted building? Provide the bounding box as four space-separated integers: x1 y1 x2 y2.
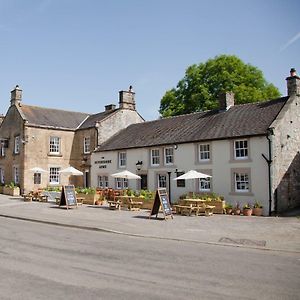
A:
91 70 300 215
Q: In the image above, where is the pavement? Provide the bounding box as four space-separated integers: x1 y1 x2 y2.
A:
0 194 299 253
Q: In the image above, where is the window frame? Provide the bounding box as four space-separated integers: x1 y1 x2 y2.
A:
97 175 109 188
164 147 174 165
34 172 41 185
0 167 4 184
49 136 60 154
198 143 210 162
49 167 60 185
115 178 128 189
13 166 19 184
199 177 211 192
83 136 90 154
14 136 20 154
234 172 249 192
157 174 167 188
118 152 127 168
151 148 160 166
234 139 248 160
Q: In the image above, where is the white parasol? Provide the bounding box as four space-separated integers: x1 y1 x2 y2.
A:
30 167 49 173
173 170 211 180
59 166 83 176
111 170 141 179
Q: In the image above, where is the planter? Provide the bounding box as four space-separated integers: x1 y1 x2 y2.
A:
76 193 99 205
253 207 263 216
0 186 3 194
140 199 154 210
225 207 233 215
3 186 20 196
243 208 253 216
233 208 241 215
205 200 226 214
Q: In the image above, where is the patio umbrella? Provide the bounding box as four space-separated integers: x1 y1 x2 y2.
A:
111 170 141 179
29 167 49 173
59 166 83 176
173 170 211 180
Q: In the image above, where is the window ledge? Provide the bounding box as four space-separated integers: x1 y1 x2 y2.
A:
229 158 252 163
48 153 63 157
229 191 254 196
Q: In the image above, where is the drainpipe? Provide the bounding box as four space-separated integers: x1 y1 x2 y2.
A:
261 128 274 216
167 171 172 204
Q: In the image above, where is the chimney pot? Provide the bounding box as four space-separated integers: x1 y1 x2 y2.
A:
219 92 234 111
10 85 22 106
286 68 300 96
119 87 136 110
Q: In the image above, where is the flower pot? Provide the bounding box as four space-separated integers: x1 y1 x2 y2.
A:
225 208 233 215
253 207 263 216
243 208 252 216
3 186 20 196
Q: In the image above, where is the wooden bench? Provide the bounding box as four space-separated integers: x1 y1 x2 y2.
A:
127 198 143 211
22 193 33 202
173 204 199 216
108 200 122 210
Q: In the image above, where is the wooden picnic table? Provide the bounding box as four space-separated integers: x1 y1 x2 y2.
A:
115 195 143 211
174 198 215 216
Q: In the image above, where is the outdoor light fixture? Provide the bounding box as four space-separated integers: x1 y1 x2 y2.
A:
174 144 178 150
136 160 143 170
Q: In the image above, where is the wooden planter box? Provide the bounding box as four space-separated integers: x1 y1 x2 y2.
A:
3 186 20 196
140 199 154 210
76 193 99 205
205 200 225 214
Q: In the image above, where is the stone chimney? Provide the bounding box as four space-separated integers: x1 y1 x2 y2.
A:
119 85 136 110
105 104 116 112
286 68 300 96
10 85 22 106
219 92 234 111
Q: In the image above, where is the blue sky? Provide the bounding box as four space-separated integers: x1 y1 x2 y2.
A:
0 0 299 120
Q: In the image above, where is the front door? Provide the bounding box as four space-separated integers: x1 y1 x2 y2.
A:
141 175 147 190
84 171 89 187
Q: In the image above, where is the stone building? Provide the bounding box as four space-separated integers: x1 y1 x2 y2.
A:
91 70 300 215
0 86 143 193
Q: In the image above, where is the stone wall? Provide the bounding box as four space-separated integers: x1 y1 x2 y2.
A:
271 94 300 212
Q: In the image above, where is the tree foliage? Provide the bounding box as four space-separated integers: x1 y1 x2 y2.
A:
159 55 281 117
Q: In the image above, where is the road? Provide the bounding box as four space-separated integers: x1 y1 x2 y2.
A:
0 217 299 300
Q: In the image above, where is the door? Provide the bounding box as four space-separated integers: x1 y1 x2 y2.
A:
141 175 147 190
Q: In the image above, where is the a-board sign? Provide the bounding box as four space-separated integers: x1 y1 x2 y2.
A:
149 188 173 220
59 185 77 209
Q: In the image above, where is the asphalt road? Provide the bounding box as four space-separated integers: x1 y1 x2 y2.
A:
0 217 299 300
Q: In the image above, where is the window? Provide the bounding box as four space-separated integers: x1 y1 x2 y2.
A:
119 152 126 168
84 137 90 154
199 144 210 161
235 173 249 192
115 178 128 189
49 167 60 184
158 174 167 188
49 137 60 154
164 147 174 165
14 136 20 154
97 175 109 188
199 178 211 192
151 149 160 166
0 145 5 157
0 168 4 184
234 140 248 159
176 172 185 188
34 173 41 184
13 166 19 184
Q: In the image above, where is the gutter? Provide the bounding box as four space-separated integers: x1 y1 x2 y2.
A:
261 128 274 216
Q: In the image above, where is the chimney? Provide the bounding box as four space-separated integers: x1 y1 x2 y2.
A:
119 85 136 110
219 92 234 111
10 85 22 106
286 68 300 96
105 104 116 112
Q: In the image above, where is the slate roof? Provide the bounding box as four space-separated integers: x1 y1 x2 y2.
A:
78 109 119 130
20 105 89 129
98 96 288 151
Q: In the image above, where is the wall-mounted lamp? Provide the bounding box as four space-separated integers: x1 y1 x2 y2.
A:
136 160 143 171
174 144 178 150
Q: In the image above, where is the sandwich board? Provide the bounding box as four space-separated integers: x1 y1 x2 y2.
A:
149 188 173 220
59 185 78 209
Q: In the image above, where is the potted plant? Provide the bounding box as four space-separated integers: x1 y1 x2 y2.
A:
75 187 99 205
225 203 233 215
233 202 241 215
3 182 20 196
253 201 263 216
243 203 253 216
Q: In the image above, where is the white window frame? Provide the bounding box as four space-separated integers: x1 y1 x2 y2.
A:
83 137 90 154
164 147 174 165
234 140 248 160
198 143 210 161
118 152 126 168
199 177 211 192
0 167 4 184
49 167 60 184
14 136 20 154
0 145 5 157
115 178 128 189
157 174 167 188
13 166 19 184
234 172 249 192
97 175 109 188
49 137 60 154
151 149 160 166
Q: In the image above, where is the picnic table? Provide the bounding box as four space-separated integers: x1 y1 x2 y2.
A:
115 195 143 211
173 199 215 216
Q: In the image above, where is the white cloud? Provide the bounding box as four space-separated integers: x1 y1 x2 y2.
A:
280 31 300 52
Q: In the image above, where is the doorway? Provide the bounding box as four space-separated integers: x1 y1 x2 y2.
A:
140 174 148 190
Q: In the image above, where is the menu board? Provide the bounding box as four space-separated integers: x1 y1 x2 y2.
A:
149 188 173 220
59 185 77 209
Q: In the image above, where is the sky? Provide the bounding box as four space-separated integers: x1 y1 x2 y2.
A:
0 0 299 121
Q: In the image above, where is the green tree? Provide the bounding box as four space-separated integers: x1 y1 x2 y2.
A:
159 55 281 117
